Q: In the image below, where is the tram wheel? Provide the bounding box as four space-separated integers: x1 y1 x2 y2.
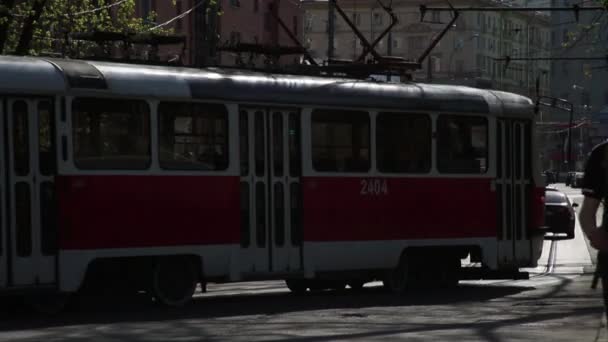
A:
26 293 70 314
440 257 461 288
383 254 409 294
330 282 347 291
151 257 198 307
285 279 308 294
308 280 327 292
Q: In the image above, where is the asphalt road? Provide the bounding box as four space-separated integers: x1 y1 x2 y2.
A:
0 184 605 341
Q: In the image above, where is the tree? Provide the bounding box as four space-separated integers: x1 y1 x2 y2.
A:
15 0 47 55
0 0 16 53
0 0 174 58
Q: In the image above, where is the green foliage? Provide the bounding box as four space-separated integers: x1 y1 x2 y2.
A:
2 0 175 57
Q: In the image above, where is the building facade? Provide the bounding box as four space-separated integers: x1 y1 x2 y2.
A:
137 0 303 66
302 0 552 99
545 0 608 170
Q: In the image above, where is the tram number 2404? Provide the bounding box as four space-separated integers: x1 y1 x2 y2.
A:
360 179 389 196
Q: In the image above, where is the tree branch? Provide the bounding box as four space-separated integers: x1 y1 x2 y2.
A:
15 0 48 55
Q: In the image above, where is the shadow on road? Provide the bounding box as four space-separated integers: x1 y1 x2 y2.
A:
0 283 534 331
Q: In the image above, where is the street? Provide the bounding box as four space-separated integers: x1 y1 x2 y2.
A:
0 184 605 342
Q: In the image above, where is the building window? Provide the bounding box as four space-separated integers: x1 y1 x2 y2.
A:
407 36 425 50
431 56 441 72
230 0 241 7
72 98 150 170
373 12 383 25
377 113 431 173
140 0 156 18
159 102 228 171
392 38 401 49
437 115 488 174
431 10 440 22
353 12 361 26
311 109 370 172
305 14 313 32
141 0 150 16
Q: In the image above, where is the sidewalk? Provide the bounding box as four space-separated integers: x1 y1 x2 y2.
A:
543 183 606 340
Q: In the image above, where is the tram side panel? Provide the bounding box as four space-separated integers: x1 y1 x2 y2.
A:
55 175 241 291
302 177 498 272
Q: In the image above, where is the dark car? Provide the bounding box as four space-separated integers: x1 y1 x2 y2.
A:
544 187 577 239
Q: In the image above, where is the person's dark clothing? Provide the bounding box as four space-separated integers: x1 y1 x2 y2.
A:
582 142 608 202
582 141 608 321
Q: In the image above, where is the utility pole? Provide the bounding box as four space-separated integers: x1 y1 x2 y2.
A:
328 0 335 60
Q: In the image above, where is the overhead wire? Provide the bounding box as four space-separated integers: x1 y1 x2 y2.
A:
148 0 205 31
73 0 128 16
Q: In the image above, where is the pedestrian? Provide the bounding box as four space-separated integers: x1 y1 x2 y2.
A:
579 142 608 321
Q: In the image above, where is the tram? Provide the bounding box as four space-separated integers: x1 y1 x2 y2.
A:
0 56 545 306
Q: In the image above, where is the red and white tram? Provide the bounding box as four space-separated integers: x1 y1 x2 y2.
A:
0 56 545 306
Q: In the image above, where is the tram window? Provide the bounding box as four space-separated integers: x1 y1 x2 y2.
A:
274 182 285 246
39 101 57 176
311 109 370 172
437 115 488 174
239 111 249 176
13 101 29 176
240 182 250 248
255 111 265 177
273 113 284 176
288 113 301 177
73 98 150 170
377 113 431 173
290 183 302 246
159 102 228 171
256 182 266 247
40 181 57 256
15 182 32 257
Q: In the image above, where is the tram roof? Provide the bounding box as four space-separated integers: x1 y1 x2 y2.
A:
0 56 533 117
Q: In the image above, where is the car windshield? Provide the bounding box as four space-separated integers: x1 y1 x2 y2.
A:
546 191 567 204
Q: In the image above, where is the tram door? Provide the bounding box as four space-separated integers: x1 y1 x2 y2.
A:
239 107 303 274
496 119 532 267
3 98 57 287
